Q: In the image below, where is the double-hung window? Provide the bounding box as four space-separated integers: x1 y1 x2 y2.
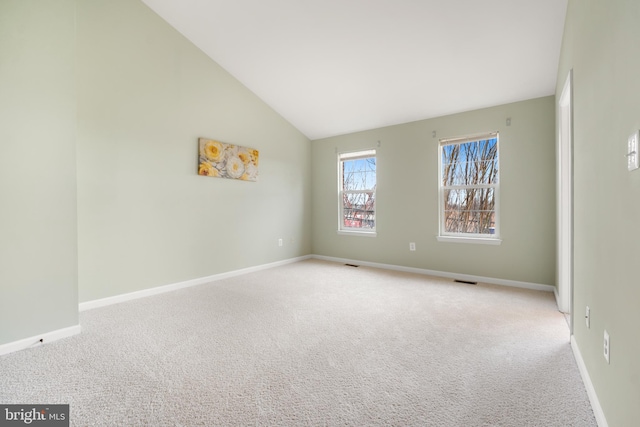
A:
438 133 500 243
338 149 376 236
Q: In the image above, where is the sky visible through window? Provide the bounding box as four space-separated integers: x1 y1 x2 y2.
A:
342 157 376 191
341 155 376 231
441 137 498 235
442 138 498 187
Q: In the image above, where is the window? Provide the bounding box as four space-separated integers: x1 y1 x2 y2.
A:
338 149 376 235
438 133 500 243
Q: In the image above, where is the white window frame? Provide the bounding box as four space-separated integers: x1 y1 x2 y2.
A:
437 133 501 245
337 149 377 237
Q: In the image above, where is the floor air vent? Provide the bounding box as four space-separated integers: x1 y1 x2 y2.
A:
345 264 360 268
454 279 477 285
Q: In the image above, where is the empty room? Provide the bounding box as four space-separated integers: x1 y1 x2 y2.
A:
0 0 638 426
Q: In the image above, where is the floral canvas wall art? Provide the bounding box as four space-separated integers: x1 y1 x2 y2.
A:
198 138 259 182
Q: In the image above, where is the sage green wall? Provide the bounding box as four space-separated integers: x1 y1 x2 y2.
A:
0 1 79 345
311 97 556 285
76 0 311 302
558 1 640 425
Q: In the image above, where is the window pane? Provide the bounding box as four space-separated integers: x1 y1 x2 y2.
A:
441 145 459 186
342 191 375 229
342 157 376 191
339 150 376 233
440 135 498 237
442 138 498 187
443 185 496 234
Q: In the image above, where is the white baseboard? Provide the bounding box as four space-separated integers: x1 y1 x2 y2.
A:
80 253 552 312
79 255 312 311
571 336 609 427
0 324 81 357
311 254 555 292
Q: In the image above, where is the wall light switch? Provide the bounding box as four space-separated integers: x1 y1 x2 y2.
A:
628 130 639 171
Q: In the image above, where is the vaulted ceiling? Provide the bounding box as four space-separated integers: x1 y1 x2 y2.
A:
141 0 568 140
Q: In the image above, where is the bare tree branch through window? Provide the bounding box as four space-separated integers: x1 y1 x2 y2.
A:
339 150 376 232
440 134 499 237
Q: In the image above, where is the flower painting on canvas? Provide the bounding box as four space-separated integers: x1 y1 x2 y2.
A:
198 138 259 182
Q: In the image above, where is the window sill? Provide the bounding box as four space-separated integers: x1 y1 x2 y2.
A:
337 230 377 238
436 236 502 245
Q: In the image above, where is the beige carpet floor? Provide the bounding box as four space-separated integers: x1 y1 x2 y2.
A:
0 259 596 426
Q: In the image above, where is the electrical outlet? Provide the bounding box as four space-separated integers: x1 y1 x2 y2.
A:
585 306 590 329
409 242 416 251
278 238 283 247
603 330 610 364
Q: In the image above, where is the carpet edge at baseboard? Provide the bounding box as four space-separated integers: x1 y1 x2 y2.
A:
78 255 313 312
0 325 81 357
571 336 609 427
78 254 554 316
311 254 556 293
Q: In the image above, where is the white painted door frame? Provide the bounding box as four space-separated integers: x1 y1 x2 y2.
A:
557 70 573 321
